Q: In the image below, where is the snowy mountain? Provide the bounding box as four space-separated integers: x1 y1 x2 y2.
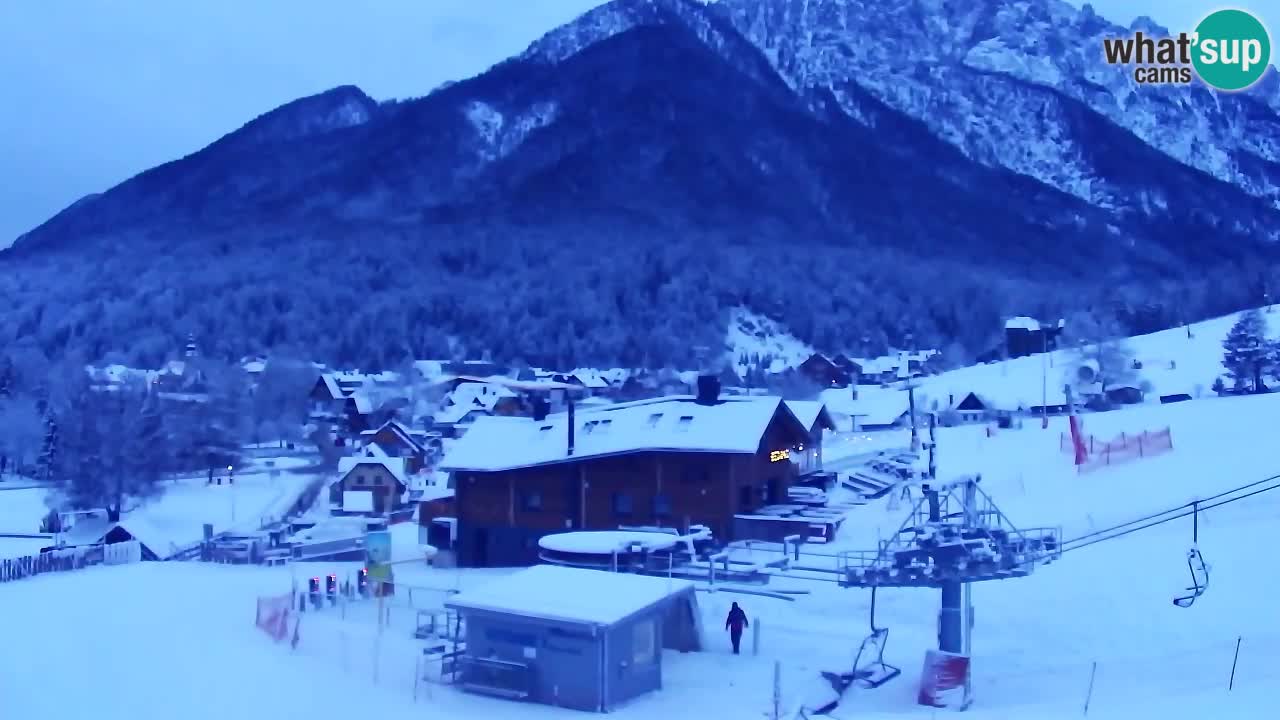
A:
528 0 1280 213
1 0 1278 370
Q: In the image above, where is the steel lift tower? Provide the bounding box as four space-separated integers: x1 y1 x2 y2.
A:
834 475 1061 708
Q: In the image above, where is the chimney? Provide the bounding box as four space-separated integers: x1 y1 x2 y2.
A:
567 397 576 456
695 375 721 406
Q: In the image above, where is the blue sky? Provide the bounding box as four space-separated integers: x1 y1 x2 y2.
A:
0 0 1270 247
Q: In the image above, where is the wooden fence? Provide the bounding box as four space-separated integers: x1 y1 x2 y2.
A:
0 545 105 583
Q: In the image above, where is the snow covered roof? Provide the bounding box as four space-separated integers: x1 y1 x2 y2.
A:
846 388 911 426
58 515 114 547
538 531 679 555
441 395 803 472
784 400 833 432
350 393 373 415
434 382 521 424
317 374 345 400
446 564 694 626
568 368 611 388
337 456 408 487
1006 316 1041 330
362 419 426 452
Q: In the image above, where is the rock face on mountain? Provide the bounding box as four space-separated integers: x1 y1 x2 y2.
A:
2 0 1277 370
529 0 1280 215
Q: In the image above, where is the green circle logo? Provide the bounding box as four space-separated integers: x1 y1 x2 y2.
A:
1192 9 1271 91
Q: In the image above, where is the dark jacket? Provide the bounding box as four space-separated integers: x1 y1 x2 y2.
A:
725 604 749 634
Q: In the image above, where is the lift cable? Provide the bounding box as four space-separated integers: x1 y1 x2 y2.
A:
1058 475 1280 555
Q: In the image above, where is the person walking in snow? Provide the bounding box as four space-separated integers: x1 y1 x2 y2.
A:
725 601 750 655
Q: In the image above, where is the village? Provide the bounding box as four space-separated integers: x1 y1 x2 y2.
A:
3 307 1280 718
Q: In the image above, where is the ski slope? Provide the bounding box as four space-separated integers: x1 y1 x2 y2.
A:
0 456 317 558
2 394 1279 719
829 306 1279 419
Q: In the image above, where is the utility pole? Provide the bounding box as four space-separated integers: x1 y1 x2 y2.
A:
901 351 919 452
927 412 937 480
1040 336 1049 430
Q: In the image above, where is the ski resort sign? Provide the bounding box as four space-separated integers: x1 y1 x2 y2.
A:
1102 9 1271 91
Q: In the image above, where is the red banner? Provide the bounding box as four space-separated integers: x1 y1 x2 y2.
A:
918 650 970 709
255 593 294 643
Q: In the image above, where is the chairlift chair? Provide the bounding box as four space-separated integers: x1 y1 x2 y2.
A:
1173 502 1210 608
823 587 902 696
1173 546 1209 608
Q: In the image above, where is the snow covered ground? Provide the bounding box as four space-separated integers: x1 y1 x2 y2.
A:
0 454 317 558
913 305 1280 411
726 307 815 374
820 305 1280 424
3 394 1280 718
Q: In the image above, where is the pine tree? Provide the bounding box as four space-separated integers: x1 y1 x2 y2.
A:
38 406 57 482
1222 309 1270 393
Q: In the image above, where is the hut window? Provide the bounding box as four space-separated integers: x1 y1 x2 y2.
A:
647 413 663 427
675 415 694 432
633 619 656 666
653 494 671 517
612 493 633 516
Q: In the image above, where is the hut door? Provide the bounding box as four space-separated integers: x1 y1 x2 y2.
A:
766 477 780 505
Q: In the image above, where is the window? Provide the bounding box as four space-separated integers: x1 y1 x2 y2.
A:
598 418 613 433
632 619 656 666
676 415 694 432
653 494 671 517
647 413 663 427
612 492 633 516
522 491 543 512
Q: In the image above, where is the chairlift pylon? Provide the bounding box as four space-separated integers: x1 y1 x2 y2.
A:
1173 501 1210 608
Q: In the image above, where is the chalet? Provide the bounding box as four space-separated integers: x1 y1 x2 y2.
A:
797 354 850 389
309 373 348 418
946 392 992 424
329 457 410 515
1006 317 1065 359
855 357 899 386
359 419 429 473
433 382 525 438
439 377 812 567
783 400 836 474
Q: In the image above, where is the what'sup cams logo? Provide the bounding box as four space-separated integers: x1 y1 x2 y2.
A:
1103 8 1272 91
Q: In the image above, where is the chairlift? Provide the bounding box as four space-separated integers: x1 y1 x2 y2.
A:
823 587 902 695
1173 502 1210 608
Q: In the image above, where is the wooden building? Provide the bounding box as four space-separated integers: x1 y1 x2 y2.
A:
328 457 409 515
1006 317 1065 359
440 378 812 567
797 354 851 389
359 419 429 473
782 400 836 474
